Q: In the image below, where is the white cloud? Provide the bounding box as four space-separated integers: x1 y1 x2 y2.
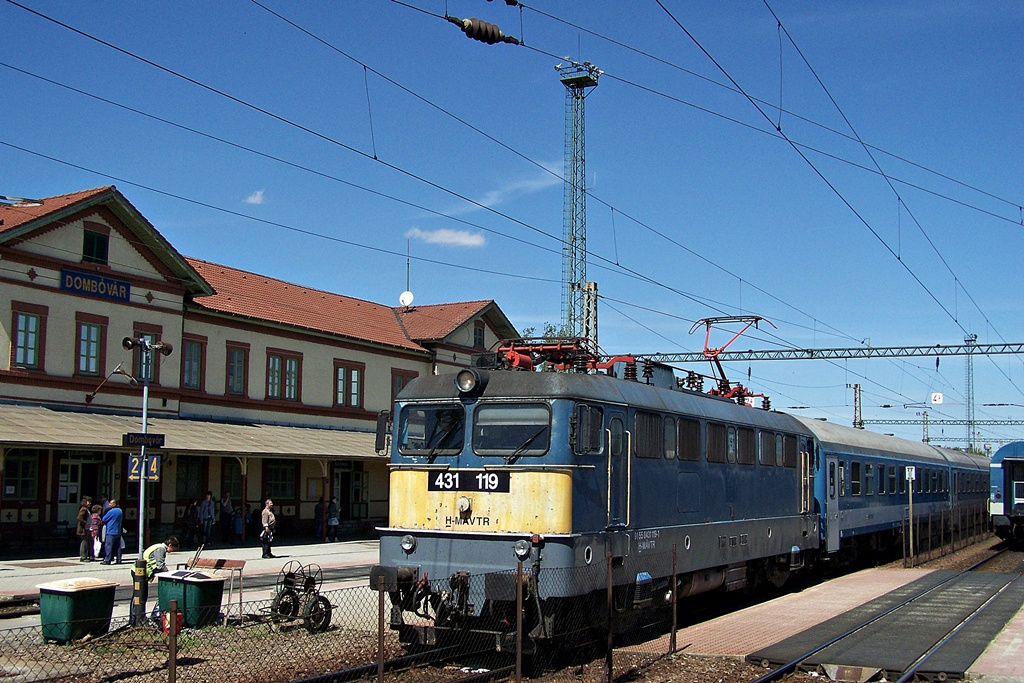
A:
244 190 265 205
446 165 562 216
405 227 485 248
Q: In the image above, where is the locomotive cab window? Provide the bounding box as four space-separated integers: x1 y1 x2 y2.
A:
473 403 551 457
398 405 466 456
574 403 603 455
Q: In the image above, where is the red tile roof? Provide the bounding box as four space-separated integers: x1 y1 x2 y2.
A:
397 300 495 341
0 187 113 234
187 258 434 352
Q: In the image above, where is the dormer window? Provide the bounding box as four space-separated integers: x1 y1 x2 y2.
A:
473 321 485 349
82 227 109 265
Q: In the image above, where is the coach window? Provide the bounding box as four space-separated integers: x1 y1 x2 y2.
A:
878 464 886 495
726 426 737 464
898 467 907 494
737 428 755 465
839 461 846 497
678 418 701 461
889 466 897 495
828 461 836 499
663 417 677 459
706 423 726 463
851 462 862 496
634 411 662 459
864 464 874 496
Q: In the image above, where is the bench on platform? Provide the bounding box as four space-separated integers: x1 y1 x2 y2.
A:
176 557 246 623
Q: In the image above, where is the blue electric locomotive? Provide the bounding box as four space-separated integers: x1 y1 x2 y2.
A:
370 340 989 650
990 441 1024 542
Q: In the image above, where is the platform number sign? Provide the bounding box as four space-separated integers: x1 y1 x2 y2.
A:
905 466 916 482
128 454 161 482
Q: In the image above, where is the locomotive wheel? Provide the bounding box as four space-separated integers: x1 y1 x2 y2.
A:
302 595 333 632
271 588 301 621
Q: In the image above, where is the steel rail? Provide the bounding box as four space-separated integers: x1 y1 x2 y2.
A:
746 552 1004 683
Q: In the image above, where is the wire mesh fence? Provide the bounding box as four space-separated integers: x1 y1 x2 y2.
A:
0 551 700 683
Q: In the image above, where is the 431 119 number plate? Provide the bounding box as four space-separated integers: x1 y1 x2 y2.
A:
428 471 511 493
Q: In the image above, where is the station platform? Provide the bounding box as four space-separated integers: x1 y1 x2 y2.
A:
627 566 1024 681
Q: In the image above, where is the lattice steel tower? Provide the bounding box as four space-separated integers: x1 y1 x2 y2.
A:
558 61 600 340
965 333 977 451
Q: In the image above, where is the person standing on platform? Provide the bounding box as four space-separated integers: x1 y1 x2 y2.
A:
90 504 103 559
260 499 276 559
219 492 233 543
326 497 339 542
76 496 93 562
199 491 215 546
101 499 123 564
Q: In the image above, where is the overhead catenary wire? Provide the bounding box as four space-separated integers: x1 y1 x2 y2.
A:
3 2 1019 424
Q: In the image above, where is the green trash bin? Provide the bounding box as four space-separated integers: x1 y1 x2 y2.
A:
156 570 224 628
37 577 117 644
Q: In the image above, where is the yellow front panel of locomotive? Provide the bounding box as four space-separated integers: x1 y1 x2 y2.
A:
389 469 572 534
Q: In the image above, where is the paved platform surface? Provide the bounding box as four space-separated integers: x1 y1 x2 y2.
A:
0 538 380 628
750 571 1024 680
627 567 1024 682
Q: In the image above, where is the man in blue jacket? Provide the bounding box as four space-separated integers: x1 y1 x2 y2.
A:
101 499 124 564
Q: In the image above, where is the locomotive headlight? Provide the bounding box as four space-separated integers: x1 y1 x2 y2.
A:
400 534 417 553
455 368 488 396
513 539 532 560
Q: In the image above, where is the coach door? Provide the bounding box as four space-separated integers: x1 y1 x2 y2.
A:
826 455 840 552
606 410 630 529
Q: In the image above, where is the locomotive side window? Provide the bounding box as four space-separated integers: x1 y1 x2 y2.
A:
737 428 755 465
397 404 466 456
472 403 550 457
678 418 701 461
634 411 662 459
663 417 677 459
609 417 624 457
851 461 862 496
758 431 775 466
775 434 784 466
783 435 798 468
706 423 727 463
726 426 738 464
574 403 603 455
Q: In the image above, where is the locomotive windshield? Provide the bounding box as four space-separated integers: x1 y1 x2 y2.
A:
397 405 465 458
472 403 550 458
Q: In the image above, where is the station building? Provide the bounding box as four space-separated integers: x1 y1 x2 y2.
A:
0 186 517 552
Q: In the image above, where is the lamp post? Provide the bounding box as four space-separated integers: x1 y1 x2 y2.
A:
122 336 172 625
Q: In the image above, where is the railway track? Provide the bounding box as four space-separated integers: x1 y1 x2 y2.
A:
748 549 1023 683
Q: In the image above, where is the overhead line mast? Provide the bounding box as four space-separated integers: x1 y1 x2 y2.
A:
558 61 601 342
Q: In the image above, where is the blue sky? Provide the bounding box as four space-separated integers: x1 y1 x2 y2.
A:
3 1 1022 447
